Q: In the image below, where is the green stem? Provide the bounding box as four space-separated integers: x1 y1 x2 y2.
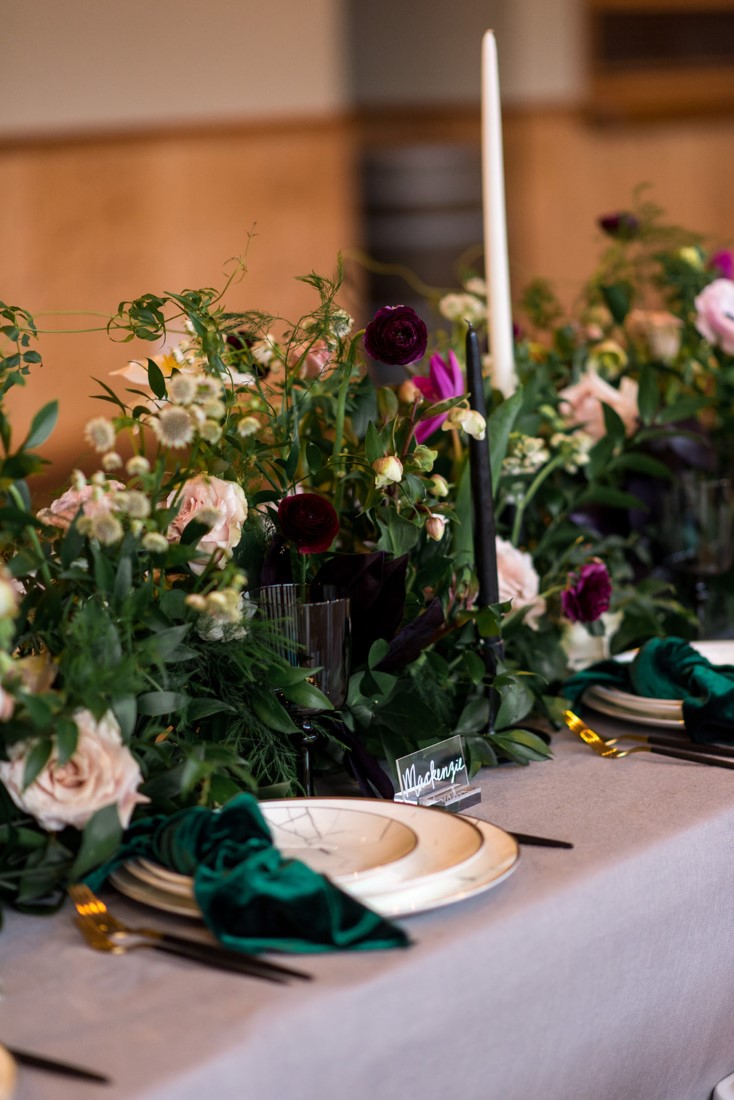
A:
8 484 53 586
331 336 360 514
510 454 565 547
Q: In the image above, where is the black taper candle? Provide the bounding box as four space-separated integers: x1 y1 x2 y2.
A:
465 321 503 727
465 322 500 607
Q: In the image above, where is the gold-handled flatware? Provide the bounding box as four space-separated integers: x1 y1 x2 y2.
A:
563 710 734 770
69 884 312 983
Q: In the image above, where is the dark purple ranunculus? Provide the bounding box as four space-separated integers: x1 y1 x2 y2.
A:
561 561 612 623
363 305 428 366
278 493 339 554
709 250 734 281
598 212 640 241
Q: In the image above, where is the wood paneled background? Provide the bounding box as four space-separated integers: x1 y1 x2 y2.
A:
2 105 734 483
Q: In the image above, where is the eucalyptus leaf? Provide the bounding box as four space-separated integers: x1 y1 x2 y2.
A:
69 805 123 880
488 389 524 481
146 358 167 399
23 400 58 450
137 691 188 716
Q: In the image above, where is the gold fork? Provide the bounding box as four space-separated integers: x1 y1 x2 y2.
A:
69 884 311 982
562 710 734 771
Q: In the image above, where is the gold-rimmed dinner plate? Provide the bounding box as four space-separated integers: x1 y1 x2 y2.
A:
582 639 734 729
113 800 518 919
113 816 517 919
0 1045 16 1100
133 798 484 897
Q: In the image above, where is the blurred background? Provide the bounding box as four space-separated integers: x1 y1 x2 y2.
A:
3 0 734 476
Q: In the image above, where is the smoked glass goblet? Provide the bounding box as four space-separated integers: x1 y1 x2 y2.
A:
248 584 351 795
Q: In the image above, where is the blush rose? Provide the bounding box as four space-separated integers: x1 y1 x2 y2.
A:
0 709 147 831
38 482 125 531
167 475 248 573
496 537 546 630
558 370 639 442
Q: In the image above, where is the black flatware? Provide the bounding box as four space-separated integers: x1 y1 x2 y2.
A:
508 831 574 849
7 1045 111 1084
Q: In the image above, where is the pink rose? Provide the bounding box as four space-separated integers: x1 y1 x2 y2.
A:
496 537 546 630
167 475 248 573
558 370 639 442
626 309 682 364
0 709 147 831
694 279 734 354
38 482 125 531
287 339 332 379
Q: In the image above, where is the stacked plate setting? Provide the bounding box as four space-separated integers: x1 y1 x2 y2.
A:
582 640 734 730
110 799 519 920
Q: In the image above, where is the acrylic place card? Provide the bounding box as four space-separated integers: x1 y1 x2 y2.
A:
393 734 481 813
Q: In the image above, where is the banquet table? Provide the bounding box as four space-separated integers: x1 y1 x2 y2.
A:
4 719 734 1100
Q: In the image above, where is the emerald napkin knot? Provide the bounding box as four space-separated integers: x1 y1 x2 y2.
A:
86 794 410 953
563 637 734 743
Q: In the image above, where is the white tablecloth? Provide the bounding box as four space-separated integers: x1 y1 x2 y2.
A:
4 728 734 1100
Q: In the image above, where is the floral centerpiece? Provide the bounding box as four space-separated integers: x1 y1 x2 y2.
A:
0 196 730 918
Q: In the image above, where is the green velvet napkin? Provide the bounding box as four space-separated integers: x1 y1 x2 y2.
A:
563 636 734 743
86 793 410 953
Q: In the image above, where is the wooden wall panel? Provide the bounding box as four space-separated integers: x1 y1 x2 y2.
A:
0 120 360 487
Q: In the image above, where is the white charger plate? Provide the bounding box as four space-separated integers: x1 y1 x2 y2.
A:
112 801 517 919
582 639 734 729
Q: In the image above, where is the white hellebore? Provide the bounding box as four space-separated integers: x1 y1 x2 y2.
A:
372 455 403 489
0 709 148 832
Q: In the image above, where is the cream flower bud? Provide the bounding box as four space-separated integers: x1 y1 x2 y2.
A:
425 514 448 541
398 380 421 404
429 474 450 497
372 455 404 488
412 445 437 472
443 406 486 441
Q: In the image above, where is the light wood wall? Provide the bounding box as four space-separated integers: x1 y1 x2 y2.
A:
3 105 734 486
0 119 360 485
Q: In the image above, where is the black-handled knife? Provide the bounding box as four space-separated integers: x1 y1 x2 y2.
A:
509 831 574 849
7 1046 111 1084
137 929 312 982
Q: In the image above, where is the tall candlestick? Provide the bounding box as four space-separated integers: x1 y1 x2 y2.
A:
466 322 503 731
465 323 500 608
482 30 516 397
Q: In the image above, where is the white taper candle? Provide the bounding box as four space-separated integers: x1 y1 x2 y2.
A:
481 30 516 397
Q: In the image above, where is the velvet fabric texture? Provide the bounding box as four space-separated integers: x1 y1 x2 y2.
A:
563 636 734 743
86 794 410 953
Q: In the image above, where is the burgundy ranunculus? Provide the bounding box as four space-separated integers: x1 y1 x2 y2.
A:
598 212 640 241
363 305 428 366
278 493 339 554
561 561 612 623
